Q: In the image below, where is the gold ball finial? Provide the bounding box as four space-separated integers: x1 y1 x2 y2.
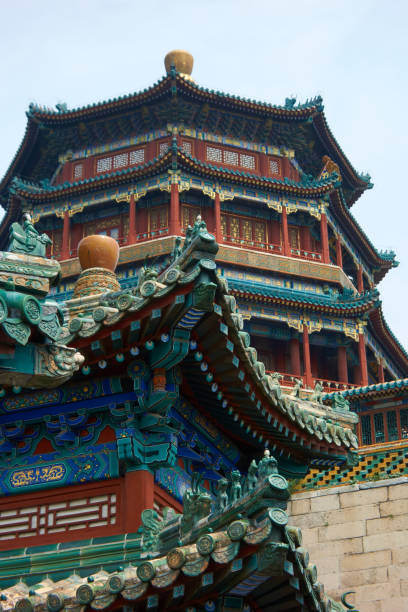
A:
164 50 194 80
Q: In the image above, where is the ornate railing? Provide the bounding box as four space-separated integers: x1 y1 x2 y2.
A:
290 247 322 262
222 235 282 254
266 371 360 393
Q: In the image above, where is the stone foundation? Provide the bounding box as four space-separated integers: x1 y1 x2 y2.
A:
288 477 408 612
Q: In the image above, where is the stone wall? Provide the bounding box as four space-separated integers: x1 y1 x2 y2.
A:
288 476 408 612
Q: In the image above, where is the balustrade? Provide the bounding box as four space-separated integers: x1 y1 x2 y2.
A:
265 371 360 393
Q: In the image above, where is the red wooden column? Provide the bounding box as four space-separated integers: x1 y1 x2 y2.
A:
337 345 348 384
214 192 222 243
169 182 180 235
377 359 385 383
320 212 330 264
302 325 313 388
123 469 154 532
335 234 343 268
281 206 290 256
357 265 364 293
127 194 137 245
60 210 70 260
290 337 301 376
358 332 369 386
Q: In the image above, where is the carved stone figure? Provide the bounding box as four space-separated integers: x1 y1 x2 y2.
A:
258 449 278 480
270 371 283 400
44 345 84 376
181 472 211 533
183 225 193 251
170 236 182 261
229 469 242 504
9 213 52 257
215 477 228 512
311 381 324 403
292 377 303 398
331 393 350 412
245 459 258 493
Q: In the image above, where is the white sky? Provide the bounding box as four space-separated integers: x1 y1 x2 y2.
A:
1 0 407 349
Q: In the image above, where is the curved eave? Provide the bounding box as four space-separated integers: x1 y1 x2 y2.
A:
26 75 172 125
25 73 323 124
8 149 339 204
313 113 372 205
330 190 394 283
174 74 322 118
179 152 337 196
369 306 408 375
229 285 379 316
326 377 408 401
0 77 173 203
0 72 325 201
0 119 40 207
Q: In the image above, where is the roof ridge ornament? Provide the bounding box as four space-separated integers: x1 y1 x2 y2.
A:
164 50 194 82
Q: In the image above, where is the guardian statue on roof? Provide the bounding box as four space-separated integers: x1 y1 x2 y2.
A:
9 213 52 257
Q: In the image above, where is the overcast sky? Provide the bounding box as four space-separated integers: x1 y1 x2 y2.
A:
1 0 407 349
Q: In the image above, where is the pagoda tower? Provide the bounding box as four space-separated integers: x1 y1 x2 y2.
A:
0 50 406 611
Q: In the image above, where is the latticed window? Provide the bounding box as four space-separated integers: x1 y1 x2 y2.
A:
207 146 222 162
181 141 192 155
223 150 239 166
221 213 267 246
241 219 252 241
221 215 227 237
160 142 169 156
113 153 128 169
73 164 83 179
149 206 168 231
181 205 201 230
361 414 372 445
96 157 112 173
269 159 280 174
374 413 385 443
254 221 266 243
289 226 300 249
359 408 408 445
129 149 145 165
230 217 240 239
401 409 408 438
240 154 255 169
98 227 120 240
387 411 398 441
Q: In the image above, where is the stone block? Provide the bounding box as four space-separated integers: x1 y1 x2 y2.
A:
340 549 391 572
295 526 319 547
326 503 379 525
340 486 387 508
306 537 363 559
354 581 397 602
318 520 366 542
311 555 339 576
401 580 408 597
288 511 325 529
310 493 340 512
341 566 387 588
380 498 408 517
355 602 381 612
380 598 408 612
363 532 408 553
389 482 408 500
388 564 408 581
392 548 408 565
290 498 310 515
367 514 408 535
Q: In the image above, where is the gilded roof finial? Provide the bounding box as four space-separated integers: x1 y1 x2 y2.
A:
164 50 194 81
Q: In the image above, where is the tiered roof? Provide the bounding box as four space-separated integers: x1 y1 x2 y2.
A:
0 71 371 207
